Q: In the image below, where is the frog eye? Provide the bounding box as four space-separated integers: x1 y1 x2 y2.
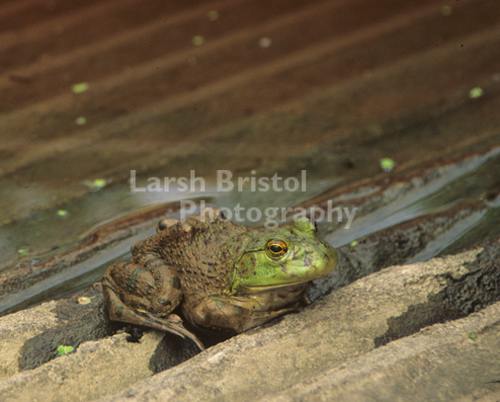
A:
266 240 288 259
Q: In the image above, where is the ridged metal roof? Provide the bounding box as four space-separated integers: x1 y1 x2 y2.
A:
1 0 499 266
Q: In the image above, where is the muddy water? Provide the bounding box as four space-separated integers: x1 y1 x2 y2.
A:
1 147 499 316
324 147 500 249
1 0 500 325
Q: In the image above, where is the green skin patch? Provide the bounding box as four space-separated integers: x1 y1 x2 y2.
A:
232 218 338 292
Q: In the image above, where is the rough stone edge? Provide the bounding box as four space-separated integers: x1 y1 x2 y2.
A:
0 301 59 379
95 246 496 402
0 284 105 378
262 301 500 402
1 242 498 402
0 331 164 402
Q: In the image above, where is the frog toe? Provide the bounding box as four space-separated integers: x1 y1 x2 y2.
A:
138 313 206 351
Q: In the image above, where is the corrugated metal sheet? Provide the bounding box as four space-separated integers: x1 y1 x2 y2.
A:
1 0 499 264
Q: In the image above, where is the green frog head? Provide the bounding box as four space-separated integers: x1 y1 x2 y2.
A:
232 217 338 293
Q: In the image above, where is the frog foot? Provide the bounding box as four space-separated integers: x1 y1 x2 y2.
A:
137 312 206 351
105 286 205 350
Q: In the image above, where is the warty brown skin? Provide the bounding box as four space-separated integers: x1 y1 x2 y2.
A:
102 207 337 350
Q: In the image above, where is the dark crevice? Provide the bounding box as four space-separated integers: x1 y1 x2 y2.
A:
149 333 200 374
18 302 112 371
375 242 500 348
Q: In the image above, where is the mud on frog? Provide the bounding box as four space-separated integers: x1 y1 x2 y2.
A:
101 207 338 350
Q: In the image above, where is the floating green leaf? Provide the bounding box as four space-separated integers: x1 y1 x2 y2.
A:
72 82 89 94
92 178 107 188
440 6 452 16
207 10 219 21
380 158 396 172
17 247 30 255
468 87 483 99
191 35 205 46
75 116 87 125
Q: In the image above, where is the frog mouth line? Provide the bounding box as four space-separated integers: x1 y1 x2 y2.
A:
240 281 309 292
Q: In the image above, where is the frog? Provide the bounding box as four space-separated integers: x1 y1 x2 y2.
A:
101 207 338 350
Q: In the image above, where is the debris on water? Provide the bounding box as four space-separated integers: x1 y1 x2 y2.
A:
75 116 87 125
83 178 107 191
192 35 205 46
441 6 452 16
259 37 272 48
17 246 30 256
380 158 396 172
71 82 89 94
92 179 107 189
207 10 219 21
468 87 483 99
56 209 69 217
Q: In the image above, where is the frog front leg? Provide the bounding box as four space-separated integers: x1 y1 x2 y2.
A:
186 295 298 334
101 252 205 350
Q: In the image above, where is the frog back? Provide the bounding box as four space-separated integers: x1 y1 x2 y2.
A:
154 210 250 300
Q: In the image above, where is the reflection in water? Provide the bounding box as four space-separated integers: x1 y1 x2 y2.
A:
1 148 500 316
0 176 337 316
325 147 500 249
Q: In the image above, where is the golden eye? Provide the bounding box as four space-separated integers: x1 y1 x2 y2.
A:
266 240 288 258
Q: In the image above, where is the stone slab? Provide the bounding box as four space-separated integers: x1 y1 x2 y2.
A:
97 243 500 401
1 242 498 402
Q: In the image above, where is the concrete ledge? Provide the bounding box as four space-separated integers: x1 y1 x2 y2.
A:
0 301 59 379
0 331 164 402
0 283 108 379
1 241 499 402
263 302 500 402
98 243 499 401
